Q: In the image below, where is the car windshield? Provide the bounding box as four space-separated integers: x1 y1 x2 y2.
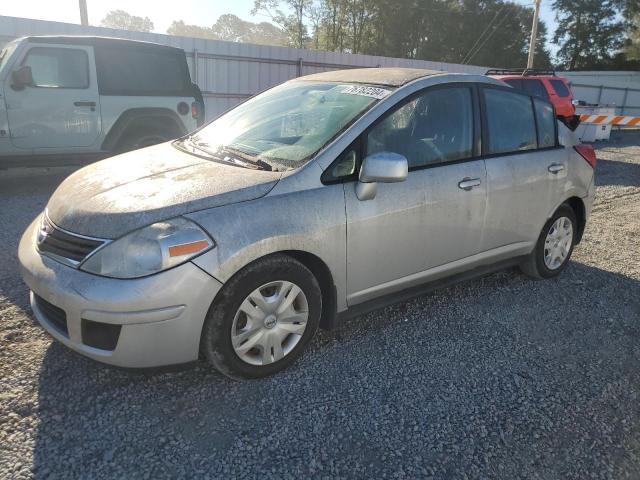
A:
0 40 19 73
186 81 390 171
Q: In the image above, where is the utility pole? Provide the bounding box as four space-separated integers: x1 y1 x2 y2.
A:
527 0 541 69
79 0 89 26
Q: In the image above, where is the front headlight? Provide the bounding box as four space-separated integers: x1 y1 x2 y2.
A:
80 217 214 279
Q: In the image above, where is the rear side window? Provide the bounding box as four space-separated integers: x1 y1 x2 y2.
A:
95 46 191 96
521 79 549 100
534 98 556 148
22 47 88 89
483 88 536 155
367 86 474 168
550 79 571 98
504 79 523 91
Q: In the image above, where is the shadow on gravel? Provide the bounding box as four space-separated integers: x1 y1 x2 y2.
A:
29 261 640 478
595 158 640 187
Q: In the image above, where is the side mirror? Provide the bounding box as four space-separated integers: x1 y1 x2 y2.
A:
11 66 34 91
356 152 408 201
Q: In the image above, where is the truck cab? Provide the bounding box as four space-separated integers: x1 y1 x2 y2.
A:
0 36 204 165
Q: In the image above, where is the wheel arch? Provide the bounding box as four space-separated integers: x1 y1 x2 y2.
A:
564 196 586 244
101 107 188 152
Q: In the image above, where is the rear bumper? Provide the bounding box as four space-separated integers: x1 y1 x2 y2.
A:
19 217 222 368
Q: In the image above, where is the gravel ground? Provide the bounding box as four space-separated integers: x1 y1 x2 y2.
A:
0 132 639 479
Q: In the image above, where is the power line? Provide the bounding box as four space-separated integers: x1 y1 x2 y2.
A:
464 10 512 64
461 3 509 64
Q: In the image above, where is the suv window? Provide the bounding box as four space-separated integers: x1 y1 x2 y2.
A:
95 46 191 96
22 47 88 89
504 79 548 99
550 79 571 98
534 98 556 148
483 88 536 155
366 87 474 168
522 79 548 99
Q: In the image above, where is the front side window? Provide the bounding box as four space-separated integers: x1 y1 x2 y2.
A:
22 47 89 88
188 81 385 171
550 79 571 98
534 98 556 148
483 88 536 155
366 87 473 168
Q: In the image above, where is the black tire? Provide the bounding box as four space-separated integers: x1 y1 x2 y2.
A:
201 254 322 380
520 204 577 279
115 127 171 153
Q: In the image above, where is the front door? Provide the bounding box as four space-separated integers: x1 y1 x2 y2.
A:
4 43 100 152
343 85 487 305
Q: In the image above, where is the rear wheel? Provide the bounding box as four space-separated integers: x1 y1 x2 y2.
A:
201 254 322 380
115 127 171 153
520 204 577 279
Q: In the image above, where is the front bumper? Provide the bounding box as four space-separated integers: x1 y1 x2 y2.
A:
18 216 223 368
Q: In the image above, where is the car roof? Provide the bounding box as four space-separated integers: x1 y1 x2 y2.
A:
296 68 445 87
21 35 184 53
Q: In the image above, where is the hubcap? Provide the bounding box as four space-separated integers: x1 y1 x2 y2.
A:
231 280 309 366
543 216 573 270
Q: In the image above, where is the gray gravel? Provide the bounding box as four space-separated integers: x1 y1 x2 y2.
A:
1 132 639 479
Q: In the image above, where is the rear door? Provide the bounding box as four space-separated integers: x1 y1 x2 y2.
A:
480 86 564 251
340 84 487 305
4 43 101 151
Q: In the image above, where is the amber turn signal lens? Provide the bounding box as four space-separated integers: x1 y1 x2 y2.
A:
168 239 210 257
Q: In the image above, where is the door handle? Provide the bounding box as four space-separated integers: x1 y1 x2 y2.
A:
548 163 565 174
74 101 96 107
458 178 481 191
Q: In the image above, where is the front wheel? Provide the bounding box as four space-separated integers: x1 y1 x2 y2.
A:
520 204 577 279
201 254 322 380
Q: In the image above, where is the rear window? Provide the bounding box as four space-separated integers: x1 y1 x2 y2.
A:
550 79 571 98
95 46 191 96
483 88 537 155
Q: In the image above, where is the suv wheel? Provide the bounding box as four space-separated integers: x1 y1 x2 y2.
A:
201 254 322 380
520 204 577 279
116 128 171 153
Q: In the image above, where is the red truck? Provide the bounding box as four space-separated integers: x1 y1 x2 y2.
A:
487 69 575 118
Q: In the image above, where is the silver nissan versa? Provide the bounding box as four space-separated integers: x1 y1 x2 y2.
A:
19 68 596 379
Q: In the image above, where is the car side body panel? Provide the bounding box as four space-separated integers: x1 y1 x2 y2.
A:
188 161 349 312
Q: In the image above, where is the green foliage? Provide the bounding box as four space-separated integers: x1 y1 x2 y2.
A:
167 15 288 46
100 10 154 33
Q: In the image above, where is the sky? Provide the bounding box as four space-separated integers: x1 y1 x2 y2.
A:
3 0 559 53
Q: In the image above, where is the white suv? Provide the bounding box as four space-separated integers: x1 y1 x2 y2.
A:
0 36 204 166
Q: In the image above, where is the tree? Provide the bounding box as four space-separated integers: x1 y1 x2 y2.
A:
552 0 624 69
167 15 288 46
626 14 640 60
100 10 154 32
167 20 215 39
252 0 312 48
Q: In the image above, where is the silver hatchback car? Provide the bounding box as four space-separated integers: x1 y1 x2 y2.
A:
19 68 596 379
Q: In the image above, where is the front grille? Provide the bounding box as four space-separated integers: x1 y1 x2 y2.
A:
37 216 104 264
81 319 122 351
34 294 68 336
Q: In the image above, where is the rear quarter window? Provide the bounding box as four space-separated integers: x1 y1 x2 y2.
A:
95 46 191 96
483 88 537 155
533 98 557 148
550 79 571 98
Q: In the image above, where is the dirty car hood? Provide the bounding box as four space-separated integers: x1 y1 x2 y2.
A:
46 143 282 239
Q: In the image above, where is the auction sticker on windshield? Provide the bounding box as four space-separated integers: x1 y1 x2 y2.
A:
341 85 391 99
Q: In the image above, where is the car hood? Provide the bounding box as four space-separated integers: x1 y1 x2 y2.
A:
46 143 282 239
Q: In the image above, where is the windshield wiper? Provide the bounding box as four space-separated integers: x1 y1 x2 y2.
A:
181 138 272 171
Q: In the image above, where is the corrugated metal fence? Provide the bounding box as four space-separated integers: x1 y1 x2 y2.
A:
562 71 640 117
0 15 487 119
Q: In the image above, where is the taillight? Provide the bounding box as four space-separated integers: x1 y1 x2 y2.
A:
574 145 597 169
191 102 199 119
